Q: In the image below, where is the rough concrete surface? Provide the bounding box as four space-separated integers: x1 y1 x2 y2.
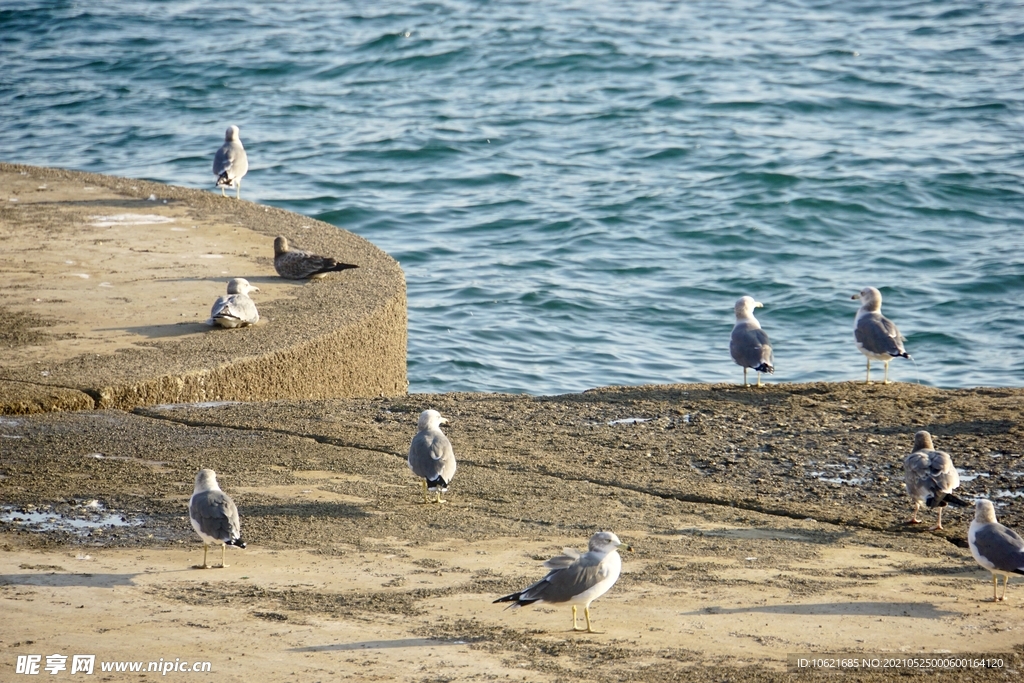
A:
0 163 407 413
2 383 1023 681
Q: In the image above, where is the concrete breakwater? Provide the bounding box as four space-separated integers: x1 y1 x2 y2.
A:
0 163 407 414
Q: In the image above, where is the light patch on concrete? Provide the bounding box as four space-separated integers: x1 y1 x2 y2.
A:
88 213 177 227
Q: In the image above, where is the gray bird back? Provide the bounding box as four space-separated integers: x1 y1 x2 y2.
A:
275 249 356 280
855 312 905 356
519 552 610 604
214 139 248 183
730 322 772 369
189 489 241 542
408 428 456 482
904 450 958 501
973 524 1024 573
210 293 259 326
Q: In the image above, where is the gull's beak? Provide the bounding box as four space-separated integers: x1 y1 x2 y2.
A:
620 543 634 553
440 417 449 424
851 293 860 300
252 286 260 293
755 301 763 309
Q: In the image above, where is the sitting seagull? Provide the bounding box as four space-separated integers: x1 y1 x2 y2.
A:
730 295 774 387
273 236 359 280
188 469 246 569
851 286 910 384
407 409 457 504
213 125 248 199
494 531 630 633
207 278 260 328
903 430 967 530
968 499 1024 602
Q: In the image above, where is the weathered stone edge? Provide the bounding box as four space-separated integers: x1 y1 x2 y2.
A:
0 163 408 413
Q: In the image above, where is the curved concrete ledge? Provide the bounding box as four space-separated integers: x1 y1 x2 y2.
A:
0 163 407 413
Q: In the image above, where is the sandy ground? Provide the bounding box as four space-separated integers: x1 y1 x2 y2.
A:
2 383 1024 681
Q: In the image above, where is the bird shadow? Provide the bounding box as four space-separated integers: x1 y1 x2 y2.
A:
684 601 957 619
0 572 139 588
94 323 210 339
289 638 458 653
665 527 860 546
241 502 370 519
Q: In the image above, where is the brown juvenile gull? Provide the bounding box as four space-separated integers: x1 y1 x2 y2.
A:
407 409 457 504
851 286 910 384
207 278 260 328
969 499 1024 602
273 236 359 280
730 295 774 387
189 469 246 569
494 531 630 633
213 125 248 199
903 430 967 530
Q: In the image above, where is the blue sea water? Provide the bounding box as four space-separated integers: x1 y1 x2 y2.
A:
2 1 1023 394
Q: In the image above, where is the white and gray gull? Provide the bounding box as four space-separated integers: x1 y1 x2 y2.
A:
851 286 910 384
207 278 260 328
188 469 246 569
213 125 248 199
274 236 359 280
968 499 1024 602
730 295 774 387
903 430 967 530
494 531 631 633
407 409 457 504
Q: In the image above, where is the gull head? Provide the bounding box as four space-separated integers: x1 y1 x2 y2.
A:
974 499 997 524
851 286 882 311
226 278 259 296
194 468 220 492
418 409 449 431
734 295 763 319
912 430 934 452
274 235 290 256
588 531 629 554
225 125 241 141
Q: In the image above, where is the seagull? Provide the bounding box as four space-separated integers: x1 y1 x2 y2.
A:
494 531 631 633
213 125 248 199
273 236 359 280
207 278 260 328
851 286 910 384
730 296 774 387
407 409 457 504
188 469 246 569
903 430 967 530
968 499 1024 602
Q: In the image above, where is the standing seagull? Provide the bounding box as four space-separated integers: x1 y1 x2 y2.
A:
851 286 910 384
968 499 1024 602
213 125 248 199
207 278 260 328
407 409 457 504
730 295 774 387
188 469 246 569
903 430 967 530
494 531 630 633
273 236 359 280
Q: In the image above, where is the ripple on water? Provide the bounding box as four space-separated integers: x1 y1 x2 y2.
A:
3 1 1024 393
